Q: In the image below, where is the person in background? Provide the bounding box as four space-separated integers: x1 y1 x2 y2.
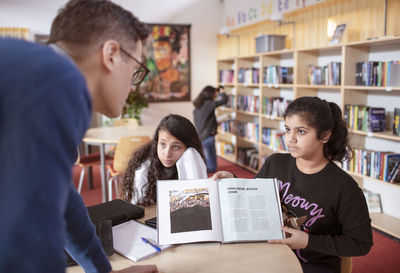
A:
193 85 228 172
212 97 373 273
121 114 207 205
0 0 157 272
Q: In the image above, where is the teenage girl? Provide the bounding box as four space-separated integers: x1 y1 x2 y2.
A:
212 96 373 273
193 85 227 172
121 114 207 205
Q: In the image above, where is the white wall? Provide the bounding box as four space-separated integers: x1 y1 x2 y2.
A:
139 0 223 125
0 0 224 125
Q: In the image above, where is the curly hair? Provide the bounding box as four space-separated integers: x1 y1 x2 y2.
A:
284 96 352 162
121 114 205 205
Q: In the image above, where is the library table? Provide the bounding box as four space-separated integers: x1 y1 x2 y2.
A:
67 207 303 273
82 125 156 202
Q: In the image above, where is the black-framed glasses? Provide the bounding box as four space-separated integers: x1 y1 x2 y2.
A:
120 46 149 86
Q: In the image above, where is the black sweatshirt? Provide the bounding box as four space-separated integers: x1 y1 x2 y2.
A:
255 153 373 273
193 92 227 141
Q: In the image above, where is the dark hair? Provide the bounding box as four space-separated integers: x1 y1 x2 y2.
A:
48 0 149 53
283 96 351 162
121 114 205 205
193 85 218 109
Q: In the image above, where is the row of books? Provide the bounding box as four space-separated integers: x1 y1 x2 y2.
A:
307 62 341 85
355 61 400 87
216 141 234 157
342 148 400 183
237 121 259 142
262 128 288 152
219 120 260 143
262 97 292 118
343 105 386 132
237 67 260 84
219 69 234 83
224 95 235 108
237 95 260 113
237 147 259 170
394 108 400 136
219 120 235 134
263 66 294 84
0 27 30 40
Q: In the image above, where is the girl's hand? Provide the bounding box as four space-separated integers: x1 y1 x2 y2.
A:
210 171 234 180
268 226 309 250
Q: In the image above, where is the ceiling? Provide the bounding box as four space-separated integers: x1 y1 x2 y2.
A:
0 0 203 23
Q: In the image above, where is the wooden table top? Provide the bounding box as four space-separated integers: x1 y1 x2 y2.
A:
67 206 303 273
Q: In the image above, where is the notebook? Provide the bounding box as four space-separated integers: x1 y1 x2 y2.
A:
112 220 173 262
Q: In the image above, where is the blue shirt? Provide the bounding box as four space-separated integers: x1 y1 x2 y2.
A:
0 38 111 273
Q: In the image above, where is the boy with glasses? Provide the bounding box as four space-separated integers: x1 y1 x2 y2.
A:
0 1 156 273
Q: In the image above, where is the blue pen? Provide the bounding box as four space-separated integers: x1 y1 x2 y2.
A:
141 237 161 252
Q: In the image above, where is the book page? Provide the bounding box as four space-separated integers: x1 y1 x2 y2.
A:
157 179 222 245
112 220 173 262
218 178 284 242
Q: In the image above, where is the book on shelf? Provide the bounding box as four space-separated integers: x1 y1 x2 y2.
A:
369 107 386 132
219 69 234 83
393 108 400 136
262 127 287 152
383 153 400 182
219 120 235 134
237 95 260 113
307 62 341 85
263 65 294 84
216 141 234 157
362 190 382 213
262 97 291 118
387 160 400 183
224 95 235 108
156 178 284 245
237 147 258 168
236 121 259 142
238 67 259 84
388 163 400 183
388 62 400 86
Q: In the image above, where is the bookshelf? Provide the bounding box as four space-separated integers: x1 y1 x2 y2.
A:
216 37 400 239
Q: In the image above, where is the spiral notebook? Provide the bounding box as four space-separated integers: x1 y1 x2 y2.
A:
112 220 173 262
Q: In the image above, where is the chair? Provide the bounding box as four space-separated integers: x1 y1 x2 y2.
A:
341 257 352 273
75 148 113 193
107 136 151 200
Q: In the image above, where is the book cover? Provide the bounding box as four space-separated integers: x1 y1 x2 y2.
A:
363 190 382 213
157 178 284 245
393 108 400 136
384 154 400 182
388 62 400 87
368 107 386 132
389 165 400 183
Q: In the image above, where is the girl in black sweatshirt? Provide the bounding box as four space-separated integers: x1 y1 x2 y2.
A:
212 96 373 273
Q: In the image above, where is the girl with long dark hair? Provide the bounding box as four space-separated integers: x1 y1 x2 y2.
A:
212 97 372 273
193 85 227 172
121 114 206 205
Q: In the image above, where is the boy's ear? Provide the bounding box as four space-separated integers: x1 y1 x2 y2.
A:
101 40 121 72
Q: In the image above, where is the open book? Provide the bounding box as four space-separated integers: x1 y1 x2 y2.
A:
157 178 284 245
